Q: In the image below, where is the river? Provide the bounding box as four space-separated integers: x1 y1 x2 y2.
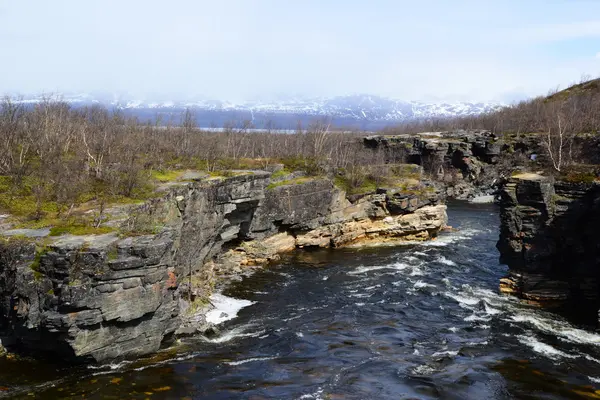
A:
3 202 600 399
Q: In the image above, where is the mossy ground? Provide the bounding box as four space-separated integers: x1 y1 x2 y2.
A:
150 169 186 182
270 168 291 180
267 176 315 190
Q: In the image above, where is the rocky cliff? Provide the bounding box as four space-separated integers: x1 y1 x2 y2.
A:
0 171 447 363
363 130 543 200
497 173 600 321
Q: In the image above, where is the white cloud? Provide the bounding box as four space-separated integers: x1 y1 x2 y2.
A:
1 0 600 102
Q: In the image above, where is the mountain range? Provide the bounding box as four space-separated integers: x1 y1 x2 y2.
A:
13 93 504 130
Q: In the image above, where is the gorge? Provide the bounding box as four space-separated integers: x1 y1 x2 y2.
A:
1 130 600 399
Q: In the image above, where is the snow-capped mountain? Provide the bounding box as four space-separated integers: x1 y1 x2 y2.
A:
11 93 504 129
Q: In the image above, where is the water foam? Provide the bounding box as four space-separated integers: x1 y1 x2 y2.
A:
517 334 578 360
298 388 325 400
347 262 410 275
432 350 459 358
205 293 255 325
444 292 480 307
413 280 436 289
420 228 481 247
226 356 277 366
411 365 437 375
437 256 457 266
201 325 266 344
511 313 600 346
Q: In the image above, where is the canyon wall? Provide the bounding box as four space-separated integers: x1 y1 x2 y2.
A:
497 173 600 320
0 172 447 363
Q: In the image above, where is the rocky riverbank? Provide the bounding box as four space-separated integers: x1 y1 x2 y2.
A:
497 173 600 320
0 170 447 363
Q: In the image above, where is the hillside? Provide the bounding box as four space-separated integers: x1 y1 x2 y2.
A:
546 78 600 102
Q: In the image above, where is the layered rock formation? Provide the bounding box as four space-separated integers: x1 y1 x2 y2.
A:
497 173 600 319
0 171 447 363
363 130 535 199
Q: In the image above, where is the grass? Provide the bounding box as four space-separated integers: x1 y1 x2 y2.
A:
0 193 60 219
150 169 186 182
333 176 378 195
270 168 291 180
49 225 115 237
267 177 314 190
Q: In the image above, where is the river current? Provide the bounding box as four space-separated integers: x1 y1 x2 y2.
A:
3 202 600 399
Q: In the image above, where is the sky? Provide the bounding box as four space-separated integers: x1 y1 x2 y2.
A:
1 0 600 103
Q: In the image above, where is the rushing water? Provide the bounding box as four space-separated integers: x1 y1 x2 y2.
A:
3 202 600 399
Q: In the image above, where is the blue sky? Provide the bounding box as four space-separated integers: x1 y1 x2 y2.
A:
1 0 600 103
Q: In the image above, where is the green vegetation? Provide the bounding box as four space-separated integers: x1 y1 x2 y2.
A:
266 176 314 190
30 246 50 281
186 296 211 315
150 169 186 182
559 165 599 184
270 168 291 180
334 176 377 195
49 225 115 237
67 279 82 287
106 246 119 261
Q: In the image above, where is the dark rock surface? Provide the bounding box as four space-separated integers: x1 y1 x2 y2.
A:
497 173 600 320
0 172 447 363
